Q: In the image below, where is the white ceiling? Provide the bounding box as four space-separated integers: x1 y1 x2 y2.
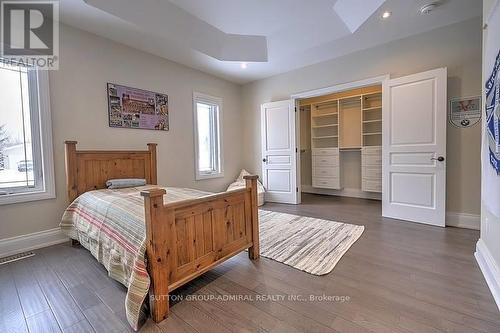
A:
60 0 481 84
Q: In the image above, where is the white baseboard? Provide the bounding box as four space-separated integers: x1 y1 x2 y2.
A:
475 239 500 311
302 189 479 230
446 212 480 230
302 185 381 200
0 228 69 258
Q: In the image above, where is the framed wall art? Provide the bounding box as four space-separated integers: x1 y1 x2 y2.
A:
107 83 169 131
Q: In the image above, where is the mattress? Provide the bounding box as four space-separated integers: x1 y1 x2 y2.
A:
60 185 210 330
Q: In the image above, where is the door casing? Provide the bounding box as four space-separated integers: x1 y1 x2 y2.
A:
291 75 389 204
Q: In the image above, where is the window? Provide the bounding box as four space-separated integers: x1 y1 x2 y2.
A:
193 92 223 180
0 61 54 204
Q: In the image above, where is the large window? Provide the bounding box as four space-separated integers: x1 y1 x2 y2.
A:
193 92 223 180
0 61 54 204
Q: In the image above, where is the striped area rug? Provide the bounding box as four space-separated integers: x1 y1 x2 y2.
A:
258 210 364 275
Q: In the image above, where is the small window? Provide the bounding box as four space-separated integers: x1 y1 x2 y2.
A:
193 92 223 180
0 61 55 204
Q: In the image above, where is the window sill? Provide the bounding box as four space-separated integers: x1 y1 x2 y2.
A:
195 172 224 181
0 189 56 205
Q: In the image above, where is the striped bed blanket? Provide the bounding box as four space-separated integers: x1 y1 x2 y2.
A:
60 185 211 331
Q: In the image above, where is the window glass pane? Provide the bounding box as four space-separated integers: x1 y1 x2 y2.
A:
197 102 213 172
0 64 34 190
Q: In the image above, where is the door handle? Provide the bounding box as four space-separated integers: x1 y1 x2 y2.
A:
431 156 445 162
262 158 267 163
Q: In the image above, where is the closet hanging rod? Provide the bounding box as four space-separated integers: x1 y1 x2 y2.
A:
339 97 362 104
312 135 338 139
312 124 338 128
312 112 338 118
315 101 338 109
339 147 361 151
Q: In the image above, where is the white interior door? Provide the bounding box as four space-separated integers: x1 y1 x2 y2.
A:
261 100 298 204
382 68 447 227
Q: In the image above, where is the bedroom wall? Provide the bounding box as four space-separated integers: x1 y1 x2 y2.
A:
241 18 482 220
0 24 243 240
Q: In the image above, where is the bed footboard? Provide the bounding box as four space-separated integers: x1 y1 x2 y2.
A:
140 176 260 322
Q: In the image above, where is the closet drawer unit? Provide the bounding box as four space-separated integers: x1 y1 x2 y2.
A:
362 153 382 166
362 179 382 193
313 166 339 178
362 166 382 180
313 177 340 189
313 155 339 167
312 148 338 156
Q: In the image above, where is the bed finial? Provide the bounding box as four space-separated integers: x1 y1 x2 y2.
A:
141 187 169 322
65 141 78 202
244 175 260 260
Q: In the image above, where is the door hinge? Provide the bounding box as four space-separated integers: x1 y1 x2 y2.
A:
296 187 299 192
295 147 298 153
295 107 297 112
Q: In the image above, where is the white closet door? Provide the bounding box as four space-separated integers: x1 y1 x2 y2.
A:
382 68 447 227
261 100 298 204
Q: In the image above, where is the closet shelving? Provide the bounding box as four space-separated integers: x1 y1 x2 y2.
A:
362 92 382 147
300 85 382 193
310 99 339 149
339 96 362 149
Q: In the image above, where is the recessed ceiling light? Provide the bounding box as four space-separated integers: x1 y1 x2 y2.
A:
240 62 248 69
381 11 391 19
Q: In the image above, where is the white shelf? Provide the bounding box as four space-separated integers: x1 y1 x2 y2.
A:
362 106 382 111
362 119 382 123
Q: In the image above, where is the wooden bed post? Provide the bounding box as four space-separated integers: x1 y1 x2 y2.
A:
244 175 260 260
147 143 158 185
141 188 170 322
65 141 80 247
64 141 78 202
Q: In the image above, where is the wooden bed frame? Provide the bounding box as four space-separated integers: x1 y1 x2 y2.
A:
64 141 260 323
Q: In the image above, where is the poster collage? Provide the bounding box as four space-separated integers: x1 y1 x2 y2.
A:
107 83 169 131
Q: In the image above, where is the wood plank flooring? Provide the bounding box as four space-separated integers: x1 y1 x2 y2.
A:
1 194 498 332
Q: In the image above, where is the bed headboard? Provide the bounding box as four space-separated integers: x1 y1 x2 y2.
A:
64 141 158 202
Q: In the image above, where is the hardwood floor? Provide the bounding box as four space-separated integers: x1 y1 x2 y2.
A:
1 194 498 333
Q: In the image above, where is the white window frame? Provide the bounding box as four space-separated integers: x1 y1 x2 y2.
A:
193 92 224 180
0 66 55 205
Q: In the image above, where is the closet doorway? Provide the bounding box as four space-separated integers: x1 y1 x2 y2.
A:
298 84 383 200
289 69 448 226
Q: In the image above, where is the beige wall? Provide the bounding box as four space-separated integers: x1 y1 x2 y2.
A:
242 18 482 216
480 0 500 274
0 24 243 239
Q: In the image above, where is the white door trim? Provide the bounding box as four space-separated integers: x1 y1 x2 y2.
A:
291 75 390 100
290 75 390 203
